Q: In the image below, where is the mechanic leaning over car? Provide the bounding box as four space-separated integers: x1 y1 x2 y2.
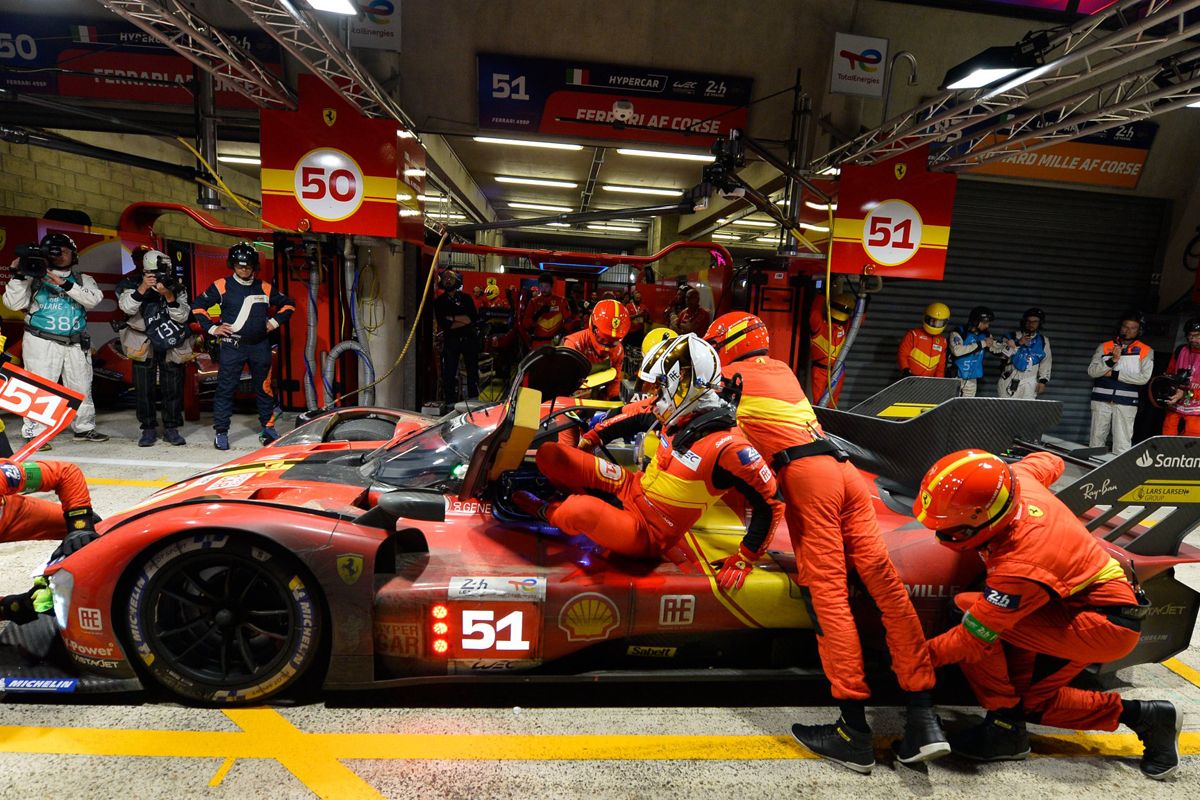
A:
117 247 194 448
3 232 109 444
1088 308 1153 455
705 312 947 774
948 305 1002 398
562 299 631 400
897 302 951 378
996 307 1052 399
1160 317 1200 437
192 242 295 452
915 449 1181 780
513 334 784 575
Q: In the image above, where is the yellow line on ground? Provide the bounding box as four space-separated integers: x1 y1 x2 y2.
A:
208 756 236 787
1164 657 1200 688
86 478 172 488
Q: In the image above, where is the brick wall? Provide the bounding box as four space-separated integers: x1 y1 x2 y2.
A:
0 131 262 247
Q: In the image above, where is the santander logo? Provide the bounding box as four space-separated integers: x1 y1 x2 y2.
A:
1136 451 1154 468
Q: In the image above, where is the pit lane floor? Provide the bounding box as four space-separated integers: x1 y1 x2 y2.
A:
1 410 1199 799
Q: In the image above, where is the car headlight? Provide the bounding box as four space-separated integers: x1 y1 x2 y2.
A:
49 569 74 630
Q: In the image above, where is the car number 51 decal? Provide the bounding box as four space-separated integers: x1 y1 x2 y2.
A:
1 358 83 459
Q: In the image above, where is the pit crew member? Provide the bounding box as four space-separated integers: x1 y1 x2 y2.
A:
949 306 1003 398
521 274 571 348
433 269 479 411
192 242 295 451
562 299 631 400
1088 309 1153 455
997 307 1052 399
915 449 1181 779
1 458 95 549
808 291 856 406
3 232 108 443
514 335 784 572
897 302 951 377
1160 317 1200 437
671 287 711 336
705 312 946 773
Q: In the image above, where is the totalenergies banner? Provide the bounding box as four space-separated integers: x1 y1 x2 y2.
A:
830 146 957 280
260 75 419 238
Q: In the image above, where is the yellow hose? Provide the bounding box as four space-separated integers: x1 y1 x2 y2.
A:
175 136 288 231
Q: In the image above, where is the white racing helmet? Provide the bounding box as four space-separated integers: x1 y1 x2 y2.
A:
637 328 679 383
641 333 722 425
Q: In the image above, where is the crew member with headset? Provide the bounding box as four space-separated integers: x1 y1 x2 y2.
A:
897 302 951 377
521 273 571 348
3 232 108 444
432 269 479 412
1159 317 1200 437
808 290 856 405
998 307 1052 399
1088 309 1153 455
949 306 1001 398
562 299 631 400
192 242 295 451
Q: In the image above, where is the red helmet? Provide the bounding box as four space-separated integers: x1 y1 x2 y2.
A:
704 312 770 366
590 299 631 348
913 449 1020 551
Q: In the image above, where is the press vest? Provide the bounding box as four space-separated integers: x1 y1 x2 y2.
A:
952 327 988 380
1091 339 1150 406
28 280 87 335
1008 331 1048 373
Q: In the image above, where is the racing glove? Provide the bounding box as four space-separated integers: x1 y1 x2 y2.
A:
51 507 99 561
578 430 602 452
712 544 758 591
1 578 50 624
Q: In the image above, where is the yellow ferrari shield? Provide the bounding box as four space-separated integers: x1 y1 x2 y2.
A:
336 554 364 585
894 162 907 181
323 108 337 127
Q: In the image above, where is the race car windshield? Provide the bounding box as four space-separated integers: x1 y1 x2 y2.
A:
364 409 501 493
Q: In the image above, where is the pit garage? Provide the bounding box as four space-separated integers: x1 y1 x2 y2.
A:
1 1 1200 798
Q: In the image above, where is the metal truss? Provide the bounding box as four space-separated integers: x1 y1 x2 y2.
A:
810 0 1200 172
226 0 418 134
93 0 295 109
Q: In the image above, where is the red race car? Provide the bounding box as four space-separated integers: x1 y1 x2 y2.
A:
7 350 1200 705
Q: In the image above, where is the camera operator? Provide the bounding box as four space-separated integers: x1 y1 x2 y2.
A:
117 248 193 447
1160 318 1200 437
2 232 108 444
1088 309 1153 455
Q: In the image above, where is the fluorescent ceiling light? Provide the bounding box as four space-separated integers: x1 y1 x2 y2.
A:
1189 100 1200 108
403 168 426 177
818 166 841 176
942 45 1038 91
728 219 777 228
545 222 571 227
616 148 715 163
397 129 415 139
510 201 573 212
710 233 742 241
587 224 642 233
496 176 578 188
305 0 356 13
756 235 783 243
799 222 830 232
805 200 837 211
217 154 260 165
396 193 413 201
429 212 466 220
947 67 1022 90
418 194 448 202
399 210 421 217
474 136 583 151
601 184 683 197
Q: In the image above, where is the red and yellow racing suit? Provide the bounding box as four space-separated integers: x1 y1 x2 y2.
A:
562 327 624 400
808 300 850 405
0 459 92 543
521 292 570 347
897 327 947 377
728 355 935 700
537 401 783 559
928 452 1141 730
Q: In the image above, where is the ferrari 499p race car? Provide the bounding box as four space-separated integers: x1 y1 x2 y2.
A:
3 348 1199 705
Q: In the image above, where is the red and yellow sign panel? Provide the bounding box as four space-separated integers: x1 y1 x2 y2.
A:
831 146 957 280
260 75 413 237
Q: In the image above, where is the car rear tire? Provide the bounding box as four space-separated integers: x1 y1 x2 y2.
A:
123 533 324 705
326 416 396 442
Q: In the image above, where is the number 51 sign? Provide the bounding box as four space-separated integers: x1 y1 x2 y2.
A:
0 357 83 460
830 146 957 280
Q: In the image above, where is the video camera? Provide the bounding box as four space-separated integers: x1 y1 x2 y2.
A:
13 244 50 279
1150 368 1193 407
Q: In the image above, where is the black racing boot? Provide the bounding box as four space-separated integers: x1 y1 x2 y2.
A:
791 717 875 774
1129 700 1182 780
895 705 951 765
949 711 1031 762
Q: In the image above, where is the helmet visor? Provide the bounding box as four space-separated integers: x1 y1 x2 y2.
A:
923 315 947 330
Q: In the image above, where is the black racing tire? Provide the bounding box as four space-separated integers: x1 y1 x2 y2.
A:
123 533 324 705
326 416 396 442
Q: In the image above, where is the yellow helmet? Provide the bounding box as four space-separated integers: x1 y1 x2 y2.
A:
923 302 950 335
484 283 500 301
829 292 855 323
640 326 677 354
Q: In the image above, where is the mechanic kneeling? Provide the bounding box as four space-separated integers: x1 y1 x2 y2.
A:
513 334 783 576
705 312 946 773
915 449 1182 779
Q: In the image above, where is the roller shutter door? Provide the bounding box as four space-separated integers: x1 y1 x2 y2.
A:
838 179 1167 442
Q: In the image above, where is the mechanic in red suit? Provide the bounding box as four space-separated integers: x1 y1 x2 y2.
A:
514 335 783 579
808 291 856 406
704 312 946 773
562 299 631 400
671 287 711 336
915 449 1182 779
521 274 571 348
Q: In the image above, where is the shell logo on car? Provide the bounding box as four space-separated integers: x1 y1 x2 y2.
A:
558 593 620 642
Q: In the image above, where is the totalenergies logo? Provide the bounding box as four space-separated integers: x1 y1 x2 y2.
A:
359 0 395 24
840 48 882 72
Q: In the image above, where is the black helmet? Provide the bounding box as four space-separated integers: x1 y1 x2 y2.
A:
967 305 994 326
227 242 259 269
40 232 78 265
1185 317 1200 335
1022 307 1045 323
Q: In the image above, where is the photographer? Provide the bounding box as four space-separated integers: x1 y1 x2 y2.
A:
2 232 108 444
1160 318 1200 437
1088 309 1153 455
997 307 1052 399
117 248 193 447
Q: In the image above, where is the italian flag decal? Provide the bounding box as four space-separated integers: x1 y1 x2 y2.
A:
71 25 99 44
565 67 590 86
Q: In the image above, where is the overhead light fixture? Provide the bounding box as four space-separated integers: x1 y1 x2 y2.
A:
727 219 777 228
474 136 584 151
710 233 742 241
601 184 683 197
615 148 715 163
1190 99 1200 108
798 222 830 232
399 209 421 217
429 212 466 220
942 44 1040 90
496 176 578 188
305 0 356 14
403 168 426 178
587 224 642 233
805 200 837 211
510 201 573 212
396 193 413 201
545 222 571 227
217 154 260 165
756 235 783 243
818 166 841 177
398 129 415 139
418 194 448 203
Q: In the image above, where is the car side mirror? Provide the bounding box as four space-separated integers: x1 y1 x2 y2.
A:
357 490 446 530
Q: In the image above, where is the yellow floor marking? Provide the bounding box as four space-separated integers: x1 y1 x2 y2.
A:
1164 657 1200 688
86 478 172 488
208 756 235 787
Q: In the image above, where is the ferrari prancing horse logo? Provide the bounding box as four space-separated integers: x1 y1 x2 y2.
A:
894 162 907 181
337 553 364 585
322 108 337 127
